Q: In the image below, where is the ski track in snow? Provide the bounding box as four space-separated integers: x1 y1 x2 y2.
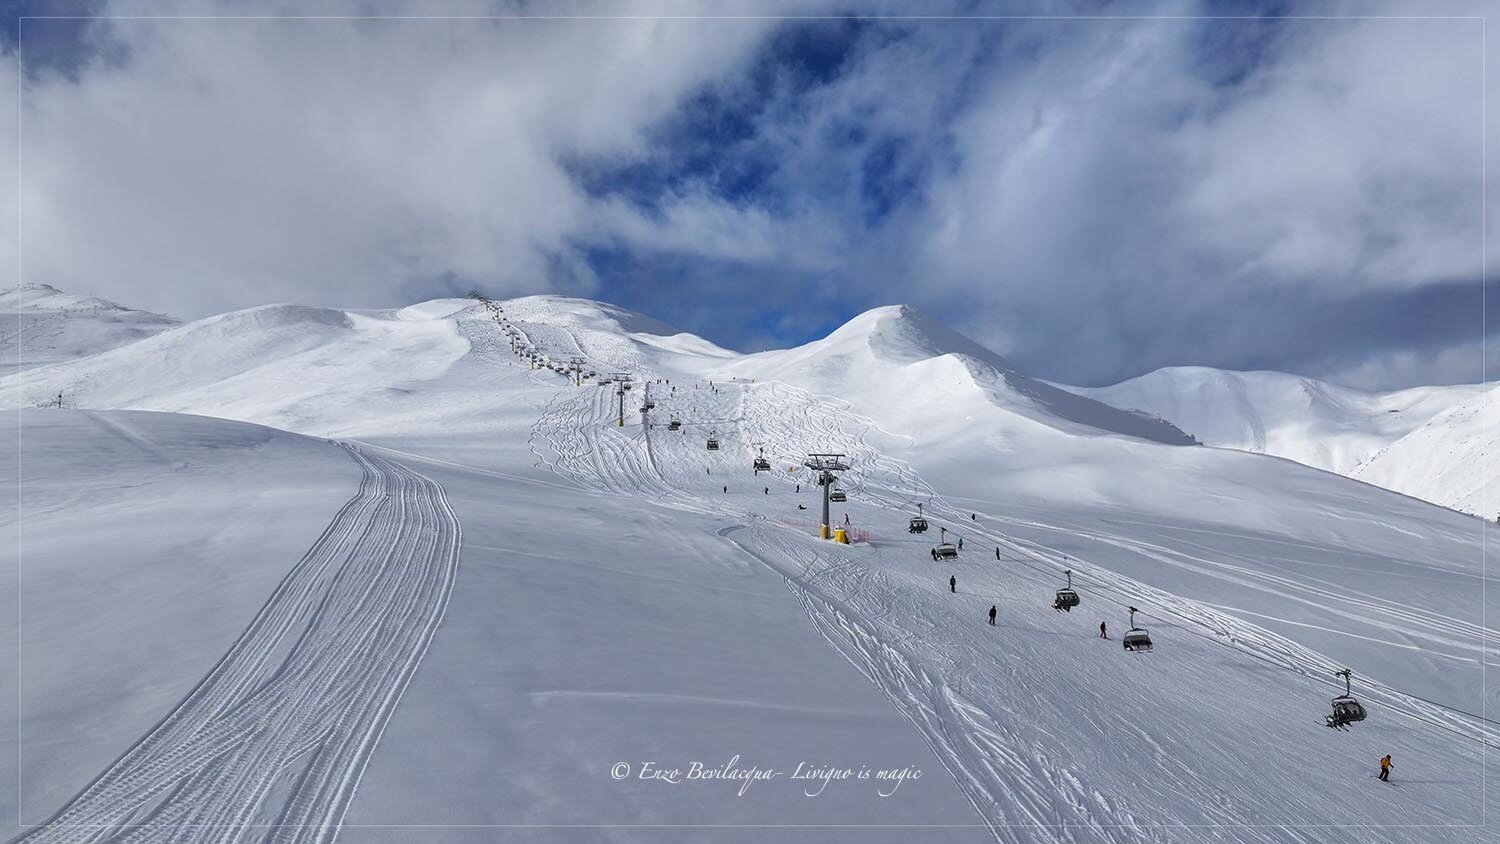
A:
13 445 461 844
516 314 1495 841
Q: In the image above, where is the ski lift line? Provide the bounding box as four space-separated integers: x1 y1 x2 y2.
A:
985 529 1500 742
873 492 1500 741
987 536 1498 744
692 381 1498 741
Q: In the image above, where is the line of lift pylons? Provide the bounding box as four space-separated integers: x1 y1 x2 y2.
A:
632 371 1368 734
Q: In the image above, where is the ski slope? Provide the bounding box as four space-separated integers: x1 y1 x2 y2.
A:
1070 365 1485 480
5 292 1497 843
1353 384 1500 519
2 285 179 374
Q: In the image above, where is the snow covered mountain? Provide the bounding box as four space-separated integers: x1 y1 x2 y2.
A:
4 289 1496 843
1 284 179 373
1353 384 1499 518
725 305 1196 447
1071 365 1484 476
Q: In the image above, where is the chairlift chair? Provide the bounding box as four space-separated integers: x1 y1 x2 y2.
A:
753 447 771 472
668 417 682 431
908 502 929 534
707 431 720 451
1122 606 1152 652
1326 669 1367 729
933 526 958 559
829 487 847 503
1053 569 1081 611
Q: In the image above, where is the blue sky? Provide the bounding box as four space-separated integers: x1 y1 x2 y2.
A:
3 0 1494 388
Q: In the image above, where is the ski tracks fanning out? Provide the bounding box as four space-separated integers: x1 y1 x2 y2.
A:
15 444 461 844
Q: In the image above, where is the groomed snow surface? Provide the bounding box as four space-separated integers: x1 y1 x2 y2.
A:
2 292 1496 843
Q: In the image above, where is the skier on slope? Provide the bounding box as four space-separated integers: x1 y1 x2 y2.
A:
764 487 769 495
995 547 1001 560
949 575 956 593
1379 754 1393 782
723 485 728 493
930 548 938 562
1099 621 1108 639
988 605 997 625
957 537 964 550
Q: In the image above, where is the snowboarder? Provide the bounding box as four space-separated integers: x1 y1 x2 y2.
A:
949 575 956 593
1099 621 1108 639
988 605 997 625
1379 754 1393 781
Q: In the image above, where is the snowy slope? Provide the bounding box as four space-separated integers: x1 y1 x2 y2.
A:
1071 366 1484 475
0 301 472 437
5 291 1497 843
3 409 362 829
723 305 1196 447
1354 384 1500 518
1 284 179 374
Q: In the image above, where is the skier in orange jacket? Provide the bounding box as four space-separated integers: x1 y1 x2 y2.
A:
1378 754 1393 781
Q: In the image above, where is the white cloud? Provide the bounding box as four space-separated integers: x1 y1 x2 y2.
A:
868 7 1492 385
14 0 796 316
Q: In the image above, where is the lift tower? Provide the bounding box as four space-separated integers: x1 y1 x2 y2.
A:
803 453 850 540
612 373 633 427
569 357 586 386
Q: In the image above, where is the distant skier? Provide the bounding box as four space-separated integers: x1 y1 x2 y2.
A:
1099 621 1108 639
971 513 976 521
930 548 937 562
796 483 801 493
1379 754 1393 781
995 547 1001 560
988 605 996 626
844 513 850 525
798 504 807 510
949 575 956 593
957 537 964 550
764 487 769 495
723 485 728 494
